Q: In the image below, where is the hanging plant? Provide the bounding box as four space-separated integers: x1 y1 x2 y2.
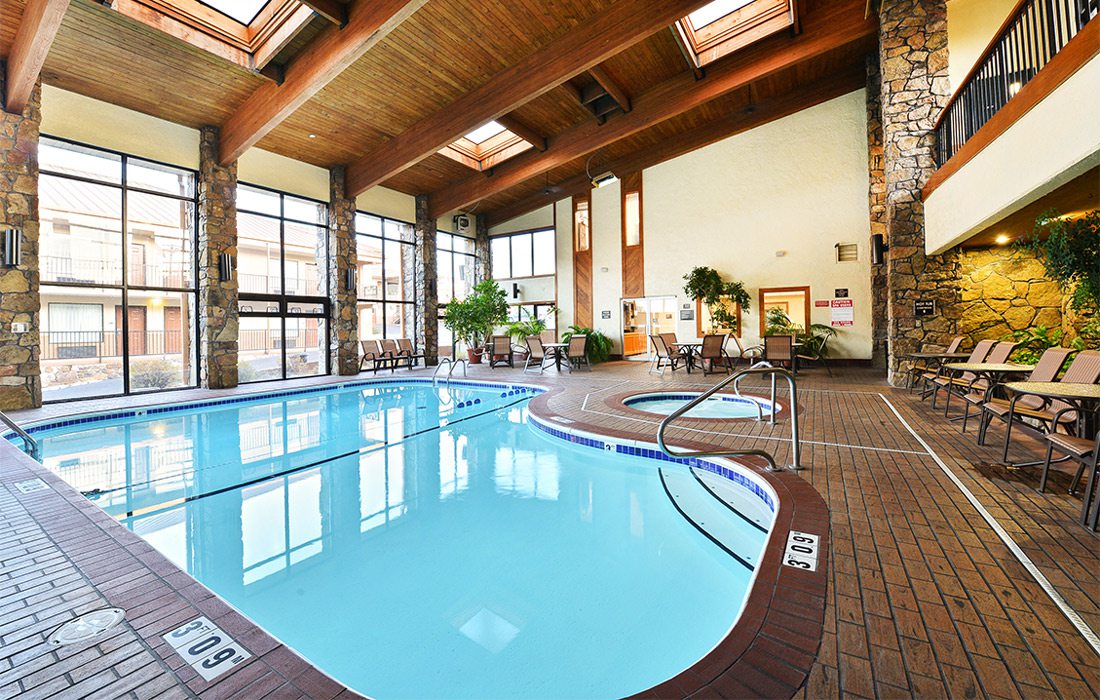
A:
1015 209 1100 313
682 266 751 334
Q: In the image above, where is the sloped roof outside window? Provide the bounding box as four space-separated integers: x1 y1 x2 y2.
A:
200 0 271 24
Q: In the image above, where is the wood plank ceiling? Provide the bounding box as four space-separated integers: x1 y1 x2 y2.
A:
3 0 877 225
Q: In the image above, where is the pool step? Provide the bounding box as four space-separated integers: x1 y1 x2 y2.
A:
690 468 772 533
659 466 769 570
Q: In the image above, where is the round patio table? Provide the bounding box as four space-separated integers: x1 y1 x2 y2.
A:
672 342 702 373
543 342 569 371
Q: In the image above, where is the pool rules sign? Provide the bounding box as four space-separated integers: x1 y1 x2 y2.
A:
830 299 854 327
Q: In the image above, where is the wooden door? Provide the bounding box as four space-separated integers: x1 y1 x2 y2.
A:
117 305 147 355
164 307 181 354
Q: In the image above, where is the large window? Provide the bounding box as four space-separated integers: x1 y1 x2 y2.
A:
39 138 198 401
437 232 478 359
356 213 417 342
489 229 555 279
237 184 329 383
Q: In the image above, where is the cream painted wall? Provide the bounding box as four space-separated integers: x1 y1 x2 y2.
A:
489 205 555 235
600 90 874 359
590 181 624 350
238 148 328 201
946 0 1018 91
925 54 1100 253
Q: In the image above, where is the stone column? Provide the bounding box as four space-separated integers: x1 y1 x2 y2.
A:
866 54 889 370
327 167 358 375
474 214 491 283
415 195 438 365
0 67 42 410
197 126 238 389
879 0 958 384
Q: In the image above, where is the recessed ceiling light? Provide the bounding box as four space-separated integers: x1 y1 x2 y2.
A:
995 234 1010 245
308 134 317 139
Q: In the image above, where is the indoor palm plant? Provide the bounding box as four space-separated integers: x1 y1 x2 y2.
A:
442 279 509 363
682 266 751 334
561 325 613 364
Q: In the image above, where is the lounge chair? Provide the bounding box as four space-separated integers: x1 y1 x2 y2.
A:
488 335 514 368
379 338 400 372
959 347 1073 432
359 339 389 373
907 336 964 391
728 336 762 368
1040 430 1100 530
524 335 551 374
565 334 590 371
700 334 734 375
648 334 681 375
933 340 1016 416
923 339 995 404
396 338 425 369
796 334 833 376
763 335 795 372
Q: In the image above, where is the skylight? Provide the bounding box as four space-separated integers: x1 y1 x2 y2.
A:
200 0 271 24
687 0 756 30
464 121 508 145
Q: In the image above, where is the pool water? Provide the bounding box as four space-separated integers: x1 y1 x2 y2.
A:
626 393 779 419
30 381 772 699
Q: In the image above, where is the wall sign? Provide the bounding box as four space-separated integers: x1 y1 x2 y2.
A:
914 299 936 317
163 616 252 682
830 299 854 326
601 310 612 320
814 300 830 308
679 309 695 321
783 531 820 572
834 288 849 298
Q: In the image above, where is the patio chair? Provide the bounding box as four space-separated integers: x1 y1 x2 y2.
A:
565 334 590 371
379 338 400 372
359 339 389 373
763 334 795 372
396 338 425 369
796 334 833 376
978 350 1100 462
933 340 1016 416
700 334 734 376
922 339 995 403
907 336 964 391
1040 430 1100 531
488 335 514 368
524 335 551 374
728 335 762 368
648 334 681 375
959 347 1072 432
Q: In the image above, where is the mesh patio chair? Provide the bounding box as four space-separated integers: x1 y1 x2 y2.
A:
728 335 762 368
379 338 400 372
907 336 964 391
396 338 425 369
960 347 1072 432
359 339 388 373
488 335 514 368
700 334 734 375
763 335 795 372
565 334 590 371
648 334 680 375
524 335 551 374
796 335 833 376
1040 430 1100 531
923 339 995 403
934 340 1016 416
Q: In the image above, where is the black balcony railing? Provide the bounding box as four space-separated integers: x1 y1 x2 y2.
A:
42 330 186 360
934 0 1097 166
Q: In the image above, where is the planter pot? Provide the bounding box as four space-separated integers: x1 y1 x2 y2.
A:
466 348 484 364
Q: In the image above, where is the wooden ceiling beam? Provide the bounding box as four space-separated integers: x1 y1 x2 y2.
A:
344 0 716 197
589 65 630 112
300 0 347 26
485 66 866 227
3 0 70 115
496 114 547 152
428 0 875 218
218 0 425 165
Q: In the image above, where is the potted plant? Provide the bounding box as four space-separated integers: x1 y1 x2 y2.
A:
682 266 751 334
561 325 613 364
442 279 509 363
505 306 557 360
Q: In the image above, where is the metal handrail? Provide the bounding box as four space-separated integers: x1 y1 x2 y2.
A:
432 357 468 385
657 366 802 472
448 359 468 380
1 410 40 462
733 360 774 423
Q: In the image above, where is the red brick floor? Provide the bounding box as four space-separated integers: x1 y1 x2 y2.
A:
2 362 1098 699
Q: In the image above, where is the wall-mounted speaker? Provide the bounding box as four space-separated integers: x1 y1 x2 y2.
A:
2 228 22 268
871 234 889 265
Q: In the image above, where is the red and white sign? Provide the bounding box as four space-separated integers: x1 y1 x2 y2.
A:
814 300 830 308
830 298 854 326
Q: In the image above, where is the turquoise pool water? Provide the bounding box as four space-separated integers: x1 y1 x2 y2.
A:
29 381 772 699
625 392 779 419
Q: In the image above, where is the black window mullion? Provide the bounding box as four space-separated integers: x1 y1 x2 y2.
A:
120 155 131 395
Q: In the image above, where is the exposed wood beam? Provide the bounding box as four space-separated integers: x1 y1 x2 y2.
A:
496 114 547 152
485 66 865 227
429 0 875 218
251 4 316 69
218 0 425 165
589 64 630 112
4 0 70 115
344 0 716 197
670 25 705 80
300 0 347 26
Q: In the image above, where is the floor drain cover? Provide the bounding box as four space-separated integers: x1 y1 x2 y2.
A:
48 608 125 646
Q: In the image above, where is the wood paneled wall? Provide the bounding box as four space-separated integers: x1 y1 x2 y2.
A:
572 193 593 328
620 171 644 298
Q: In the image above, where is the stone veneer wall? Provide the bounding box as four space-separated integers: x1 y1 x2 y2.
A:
866 54 889 370
197 126 238 389
0 67 42 410
957 247 1064 343
415 195 438 365
474 214 491 283
327 166 358 375
879 0 958 383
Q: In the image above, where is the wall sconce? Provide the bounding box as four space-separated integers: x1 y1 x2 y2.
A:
512 282 521 299
3 227 22 268
344 268 356 292
218 252 235 282
871 234 889 265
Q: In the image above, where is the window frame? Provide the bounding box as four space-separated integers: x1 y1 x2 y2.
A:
488 227 556 281
354 211 418 342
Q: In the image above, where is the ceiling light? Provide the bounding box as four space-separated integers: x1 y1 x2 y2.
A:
1008 81 1022 96
308 133 317 139
995 234 1010 245
591 171 618 188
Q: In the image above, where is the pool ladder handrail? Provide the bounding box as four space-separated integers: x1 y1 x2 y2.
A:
432 357 468 385
656 366 802 472
0 409 40 461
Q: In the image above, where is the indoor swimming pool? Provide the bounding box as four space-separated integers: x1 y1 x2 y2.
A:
18 379 776 699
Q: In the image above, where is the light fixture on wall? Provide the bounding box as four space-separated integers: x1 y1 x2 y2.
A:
871 234 889 265
218 252 235 282
512 282 521 299
585 152 617 189
344 268 356 291
994 234 1010 245
2 227 22 268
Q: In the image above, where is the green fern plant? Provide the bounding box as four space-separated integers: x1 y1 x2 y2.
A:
561 325 613 364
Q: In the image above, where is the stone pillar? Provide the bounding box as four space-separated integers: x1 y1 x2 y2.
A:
866 54 889 370
197 126 238 389
474 214 491 283
0 67 41 410
879 0 957 384
327 167 358 375
415 195 438 365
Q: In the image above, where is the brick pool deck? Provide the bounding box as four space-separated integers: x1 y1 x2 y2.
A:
1 363 1097 698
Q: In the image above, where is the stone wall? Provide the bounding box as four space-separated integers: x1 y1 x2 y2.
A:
866 54 889 370
0 66 42 410
957 247 1063 343
415 195 438 365
474 214 491 283
327 167 358 375
197 126 238 389
879 0 957 383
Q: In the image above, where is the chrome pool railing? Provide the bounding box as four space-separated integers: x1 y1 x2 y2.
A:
432 357 468 385
657 366 802 472
1 409 40 462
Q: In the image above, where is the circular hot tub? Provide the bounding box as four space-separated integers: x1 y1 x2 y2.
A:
623 392 780 419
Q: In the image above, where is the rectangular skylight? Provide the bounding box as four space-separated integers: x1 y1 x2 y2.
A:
464 121 507 145
200 0 271 24
688 0 756 29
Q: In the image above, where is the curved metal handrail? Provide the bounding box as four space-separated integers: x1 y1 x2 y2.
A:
432 357 468 385
733 360 773 423
448 359 468 380
1 410 40 461
657 366 801 472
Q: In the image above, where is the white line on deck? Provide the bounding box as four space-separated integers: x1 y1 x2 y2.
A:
878 393 1100 658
